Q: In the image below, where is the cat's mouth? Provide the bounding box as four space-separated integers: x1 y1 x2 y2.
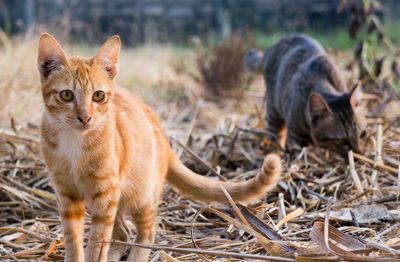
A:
63 118 94 131
70 123 93 131
64 117 100 132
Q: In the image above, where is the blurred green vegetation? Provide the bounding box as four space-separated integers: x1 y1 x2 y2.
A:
383 22 400 44
249 22 400 51
253 30 354 50
66 21 400 54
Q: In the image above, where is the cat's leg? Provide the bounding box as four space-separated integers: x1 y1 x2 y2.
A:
85 184 121 262
127 204 157 262
56 190 85 262
286 129 307 155
108 208 130 261
276 126 288 148
266 108 287 148
50 175 85 262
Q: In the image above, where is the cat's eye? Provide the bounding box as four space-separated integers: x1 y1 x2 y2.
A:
92 91 105 102
360 130 367 139
60 90 74 102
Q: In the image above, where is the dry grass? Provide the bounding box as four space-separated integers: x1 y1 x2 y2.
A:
0 32 42 127
191 36 254 100
1 34 400 261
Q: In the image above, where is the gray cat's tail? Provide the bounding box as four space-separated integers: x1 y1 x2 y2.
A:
244 48 264 74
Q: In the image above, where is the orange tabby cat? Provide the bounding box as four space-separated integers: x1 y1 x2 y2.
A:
38 33 281 262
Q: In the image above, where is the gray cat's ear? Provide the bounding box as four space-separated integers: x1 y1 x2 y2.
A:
37 33 67 79
349 81 363 108
93 35 121 79
307 92 332 121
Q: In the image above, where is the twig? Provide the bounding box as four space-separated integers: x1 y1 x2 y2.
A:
107 240 295 262
176 103 201 158
348 150 364 194
276 208 304 230
2 227 53 242
378 223 400 237
371 125 383 187
364 239 400 255
277 193 286 226
398 166 400 203
0 244 19 260
353 152 398 174
219 186 249 226
324 198 333 251
171 137 227 181
97 240 105 262
159 250 181 262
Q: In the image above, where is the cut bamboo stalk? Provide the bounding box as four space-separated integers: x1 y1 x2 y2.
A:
277 193 286 225
371 124 383 187
353 152 398 174
348 150 364 194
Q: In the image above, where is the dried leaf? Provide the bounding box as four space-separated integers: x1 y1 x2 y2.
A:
310 221 400 261
276 208 304 230
238 204 295 253
205 207 287 256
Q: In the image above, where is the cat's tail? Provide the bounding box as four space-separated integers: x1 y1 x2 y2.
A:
167 153 281 204
244 48 265 74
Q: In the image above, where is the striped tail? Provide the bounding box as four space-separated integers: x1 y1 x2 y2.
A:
167 153 281 204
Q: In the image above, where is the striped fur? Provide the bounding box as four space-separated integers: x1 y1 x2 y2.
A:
38 34 281 262
245 35 367 157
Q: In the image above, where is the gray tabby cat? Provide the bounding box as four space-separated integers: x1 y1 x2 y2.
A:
245 34 366 157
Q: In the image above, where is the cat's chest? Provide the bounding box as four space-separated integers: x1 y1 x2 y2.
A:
54 129 85 176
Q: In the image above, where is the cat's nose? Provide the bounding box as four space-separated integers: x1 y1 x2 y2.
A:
77 115 92 125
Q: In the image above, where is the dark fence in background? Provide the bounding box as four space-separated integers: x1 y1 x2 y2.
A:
0 0 398 44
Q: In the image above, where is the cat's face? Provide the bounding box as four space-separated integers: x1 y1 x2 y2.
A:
306 83 367 157
37 34 120 132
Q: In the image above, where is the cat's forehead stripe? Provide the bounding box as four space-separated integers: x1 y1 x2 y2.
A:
72 62 94 92
331 98 357 132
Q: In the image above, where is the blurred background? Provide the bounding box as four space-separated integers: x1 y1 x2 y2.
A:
0 0 399 130
2 0 400 44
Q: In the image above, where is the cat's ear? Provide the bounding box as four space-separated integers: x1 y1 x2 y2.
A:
349 81 363 108
307 92 332 122
93 35 121 79
37 33 67 79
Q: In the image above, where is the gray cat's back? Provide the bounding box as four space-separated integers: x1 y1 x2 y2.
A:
264 35 323 90
245 34 365 156
265 35 346 108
